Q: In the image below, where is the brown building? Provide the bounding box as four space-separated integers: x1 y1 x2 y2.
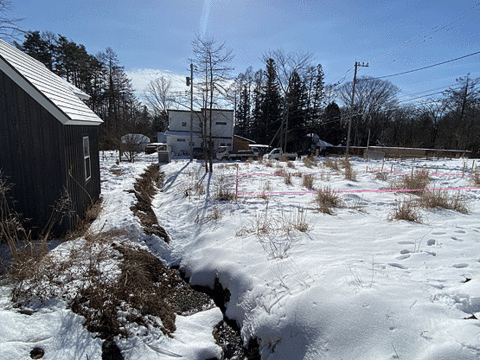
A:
0 39 103 235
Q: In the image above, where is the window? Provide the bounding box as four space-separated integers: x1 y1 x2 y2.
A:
83 136 91 181
182 122 187 127
216 122 227 125
177 138 186 142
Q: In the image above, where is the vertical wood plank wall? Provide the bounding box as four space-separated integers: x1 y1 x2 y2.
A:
1 71 101 235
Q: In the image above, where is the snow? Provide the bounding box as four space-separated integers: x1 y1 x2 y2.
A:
1 152 480 359
154 156 480 359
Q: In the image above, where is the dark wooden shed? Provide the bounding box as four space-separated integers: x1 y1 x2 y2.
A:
0 39 103 235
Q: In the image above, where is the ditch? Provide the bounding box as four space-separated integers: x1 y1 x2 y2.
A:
129 164 260 360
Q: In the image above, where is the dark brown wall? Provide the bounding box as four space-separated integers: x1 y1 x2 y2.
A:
64 125 101 230
0 70 101 235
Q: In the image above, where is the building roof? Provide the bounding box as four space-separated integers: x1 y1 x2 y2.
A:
121 134 150 144
234 134 256 143
0 39 102 126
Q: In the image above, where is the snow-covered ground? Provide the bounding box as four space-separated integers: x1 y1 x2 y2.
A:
1 152 480 359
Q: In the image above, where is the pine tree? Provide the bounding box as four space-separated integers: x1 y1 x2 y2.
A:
285 70 308 150
261 58 282 145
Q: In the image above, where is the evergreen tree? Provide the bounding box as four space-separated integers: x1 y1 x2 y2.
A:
322 101 343 145
285 70 308 151
260 58 282 145
16 30 56 70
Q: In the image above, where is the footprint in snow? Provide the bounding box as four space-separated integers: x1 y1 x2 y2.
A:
389 263 407 269
398 241 415 245
453 263 469 268
427 239 436 246
454 230 466 234
432 232 446 235
396 255 410 260
451 237 463 242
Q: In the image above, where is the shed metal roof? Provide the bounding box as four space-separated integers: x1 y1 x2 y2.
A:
0 39 102 126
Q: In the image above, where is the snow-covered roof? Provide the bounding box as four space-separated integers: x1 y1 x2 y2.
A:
0 39 102 126
121 134 150 144
306 133 333 147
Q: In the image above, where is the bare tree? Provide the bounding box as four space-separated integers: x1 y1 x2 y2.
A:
262 49 314 96
144 75 174 116
191 33 234 172
337 76 399 146
0 0 23 41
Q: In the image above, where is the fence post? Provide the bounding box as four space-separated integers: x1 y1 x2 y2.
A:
235 165 239 202
462 162 466 178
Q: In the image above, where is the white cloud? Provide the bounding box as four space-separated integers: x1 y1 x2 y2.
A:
126 68 189 97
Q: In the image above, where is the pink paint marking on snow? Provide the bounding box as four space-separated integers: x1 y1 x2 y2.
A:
237 187 480 196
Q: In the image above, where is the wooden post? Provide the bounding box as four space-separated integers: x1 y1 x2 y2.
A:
390 164 393 173
411 166 414 177
472 161 475 174
235 165 239 202
435 165 438 174
462 162 466 178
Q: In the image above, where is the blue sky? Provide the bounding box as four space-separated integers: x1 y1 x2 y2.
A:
8 0 480 104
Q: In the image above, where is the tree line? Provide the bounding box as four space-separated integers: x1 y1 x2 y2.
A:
11 29 480 157
232 54 480 156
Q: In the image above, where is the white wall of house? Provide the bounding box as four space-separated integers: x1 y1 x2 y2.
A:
166 109 234 156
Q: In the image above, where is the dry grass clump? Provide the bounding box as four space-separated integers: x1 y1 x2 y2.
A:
283 172 293 185
274 168 284 177
235 205 311 258
419 190 467 213
195 206 223 223
314 186 343 214
472 171 480 186
302 155 318 168
324 157 339 171
290 207 311 233
286 161 295 169
257 192 269 200
342 157 357 181
302 174 315 189
279 155 288 162
215 177 235 201
109 168 122 176
264 160 274 168
389 201 422 223
390 169 430 195
374 171 388 181
1 171 78 279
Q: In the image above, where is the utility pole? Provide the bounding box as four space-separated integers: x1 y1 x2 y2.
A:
346 61 368 156
187 63 194 161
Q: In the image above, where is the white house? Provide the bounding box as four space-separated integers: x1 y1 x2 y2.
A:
165 109 234 156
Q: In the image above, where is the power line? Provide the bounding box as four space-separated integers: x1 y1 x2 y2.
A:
366 2 480 66
372 51 480 80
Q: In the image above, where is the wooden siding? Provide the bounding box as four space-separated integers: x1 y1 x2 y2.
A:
1 71 101 235
64 125 101 230
233 136 250 151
